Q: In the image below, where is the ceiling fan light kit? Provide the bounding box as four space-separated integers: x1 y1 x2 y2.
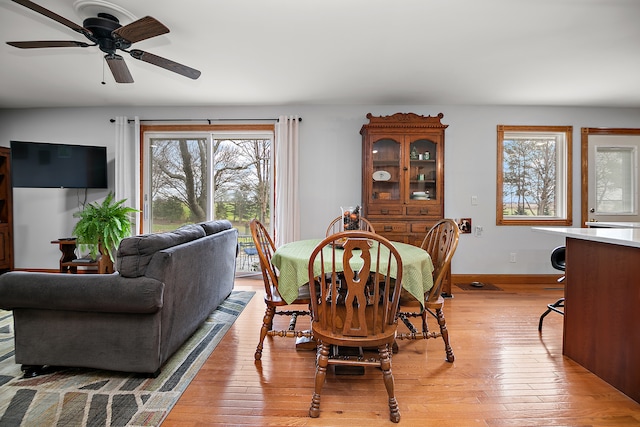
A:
7 0 201 83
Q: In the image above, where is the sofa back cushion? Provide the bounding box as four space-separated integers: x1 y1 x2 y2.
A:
198 220 233 235
117 224 206 278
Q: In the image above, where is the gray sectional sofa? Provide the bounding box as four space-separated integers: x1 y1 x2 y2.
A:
0 220 238 376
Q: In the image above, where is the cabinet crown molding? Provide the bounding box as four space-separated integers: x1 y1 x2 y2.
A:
362 112 448 131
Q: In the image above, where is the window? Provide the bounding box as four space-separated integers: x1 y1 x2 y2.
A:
496 125 572 226
146 135 209 232
141 124 274 237
595 146 636 214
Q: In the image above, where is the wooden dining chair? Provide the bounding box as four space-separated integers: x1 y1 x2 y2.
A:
307 231 403 423
325 215 375 236
250 219 311 361
396 218 460 362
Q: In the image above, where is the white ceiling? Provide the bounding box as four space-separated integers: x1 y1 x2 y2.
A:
1 0 639 109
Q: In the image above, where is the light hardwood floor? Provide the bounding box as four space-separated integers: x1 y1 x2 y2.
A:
163 276 640 426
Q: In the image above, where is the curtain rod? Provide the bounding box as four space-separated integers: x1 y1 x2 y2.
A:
109 117 302 123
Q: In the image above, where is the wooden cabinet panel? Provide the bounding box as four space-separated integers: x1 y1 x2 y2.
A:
379 233 411 244
564 237 640 403
0 148 12 271
372 222 406 234
366 205 404 216
410 222 433 235
0 225 7 265
406 206 442 218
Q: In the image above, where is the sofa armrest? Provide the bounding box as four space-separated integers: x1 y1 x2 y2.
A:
0 272 164 314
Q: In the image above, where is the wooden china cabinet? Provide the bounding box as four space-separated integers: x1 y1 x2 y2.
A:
361 112 447 244
361 112 450 293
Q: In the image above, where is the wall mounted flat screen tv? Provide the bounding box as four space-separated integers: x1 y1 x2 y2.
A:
10 141 108 189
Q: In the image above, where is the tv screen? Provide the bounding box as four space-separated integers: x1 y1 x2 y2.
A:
10 141 108 189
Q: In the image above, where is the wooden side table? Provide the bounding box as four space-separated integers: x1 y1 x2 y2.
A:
51 239 113 274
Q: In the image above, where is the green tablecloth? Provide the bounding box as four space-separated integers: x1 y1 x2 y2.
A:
272 238 434 306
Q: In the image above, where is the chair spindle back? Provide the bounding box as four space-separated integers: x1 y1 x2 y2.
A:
250 219 279 299
309 231 403 340
325 216 376 237
421 219 460 303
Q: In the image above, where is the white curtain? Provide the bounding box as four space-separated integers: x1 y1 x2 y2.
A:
274 115 300 246
114 116 141 235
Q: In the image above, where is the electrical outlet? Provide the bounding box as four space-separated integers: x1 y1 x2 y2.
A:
471 195 478 206
474 226 483 237
509 252 517 263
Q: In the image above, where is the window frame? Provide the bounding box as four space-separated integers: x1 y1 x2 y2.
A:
496 124 573 226
140 123 275 234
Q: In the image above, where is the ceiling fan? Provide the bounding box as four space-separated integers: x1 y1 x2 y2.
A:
6 0 201 83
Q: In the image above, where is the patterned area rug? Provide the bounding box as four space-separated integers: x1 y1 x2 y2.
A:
0 290 254 426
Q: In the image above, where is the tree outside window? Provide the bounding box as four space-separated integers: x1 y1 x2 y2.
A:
149 137 271 232
497 125 572 226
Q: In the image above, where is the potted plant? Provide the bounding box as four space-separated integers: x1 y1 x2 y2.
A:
72 192 138 262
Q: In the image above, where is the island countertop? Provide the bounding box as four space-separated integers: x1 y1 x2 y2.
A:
585 221 640 228
532 226 640 249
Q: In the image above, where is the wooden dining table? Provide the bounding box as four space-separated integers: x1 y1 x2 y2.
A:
271 238 434 306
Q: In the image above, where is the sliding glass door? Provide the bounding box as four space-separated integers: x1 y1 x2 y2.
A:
142 131 273 242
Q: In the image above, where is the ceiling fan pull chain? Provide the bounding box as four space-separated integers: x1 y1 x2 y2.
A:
101 57 106 85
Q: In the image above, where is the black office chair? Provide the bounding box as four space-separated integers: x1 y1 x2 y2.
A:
538 246 565 331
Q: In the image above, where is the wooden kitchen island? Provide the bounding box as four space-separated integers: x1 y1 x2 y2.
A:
533 227 640 403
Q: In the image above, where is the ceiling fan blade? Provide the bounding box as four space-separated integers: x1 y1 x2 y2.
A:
129 49 201 80
112 16 169 44
7 40 92 49
105 54 133 83
11 0 92 37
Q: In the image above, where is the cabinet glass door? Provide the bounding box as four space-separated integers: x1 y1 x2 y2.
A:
408 138 437 201
371 138 401 202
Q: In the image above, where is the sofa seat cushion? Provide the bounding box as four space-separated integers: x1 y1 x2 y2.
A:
117 224 206 278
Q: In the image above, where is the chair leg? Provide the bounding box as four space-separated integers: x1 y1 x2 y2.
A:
379 344 400 423
538 298 565 331
436 307 454 363
309 342 330 418
422 307 455 362
421 308 429 333
255 305 275 361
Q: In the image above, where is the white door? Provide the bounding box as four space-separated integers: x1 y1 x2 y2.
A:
586 133 640 224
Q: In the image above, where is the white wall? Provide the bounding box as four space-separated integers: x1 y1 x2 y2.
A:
2 104 640 273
